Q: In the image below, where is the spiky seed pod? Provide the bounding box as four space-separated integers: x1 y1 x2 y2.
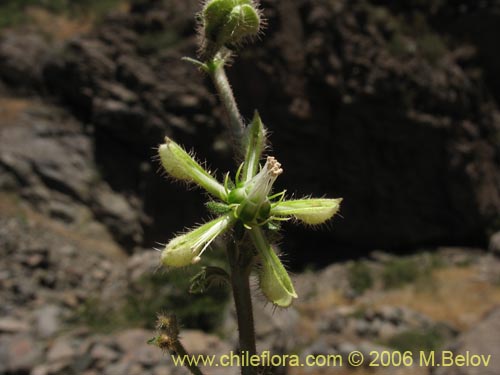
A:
249 227 297 307
158 137 228 201
156 313 180 339
271 198 343 225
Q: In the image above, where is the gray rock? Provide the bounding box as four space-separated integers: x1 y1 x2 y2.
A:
355 319 376 337
116 329 162 365
153 365 172 375
47 337 76 363
1 334 42 373
436 307 500 375
376 306 404 325
35 305 61 338
92 184 143 247
489 232 500 256
0 102 94 202
105 360 143 375
31 365 50 375
302 339 333 357
90 343 119 362
0 318 29 333
336 342 357 358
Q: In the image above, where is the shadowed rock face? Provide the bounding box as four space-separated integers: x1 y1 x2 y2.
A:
1 0 500 264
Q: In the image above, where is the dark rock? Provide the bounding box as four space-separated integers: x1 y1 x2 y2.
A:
43 38 115 116
226 0 500 261
116 55 156 90
0 32 48 90
91 185 144 247
92 98 148 144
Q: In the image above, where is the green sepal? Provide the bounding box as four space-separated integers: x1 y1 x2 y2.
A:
205 201 232 215
242 111 266 182
203 0 237 41
225 4 261 44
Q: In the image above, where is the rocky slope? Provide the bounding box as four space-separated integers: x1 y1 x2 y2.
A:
1 204 499 374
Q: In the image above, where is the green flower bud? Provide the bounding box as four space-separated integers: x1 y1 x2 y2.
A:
225 4 261 43
227 186 247 204
249 227 297 307
161 214 235 267
159 137 227 201
271 198 342 225
202 0 261 47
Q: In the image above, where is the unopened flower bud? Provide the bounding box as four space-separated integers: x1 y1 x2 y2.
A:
202 0 261 48
236 156 282 224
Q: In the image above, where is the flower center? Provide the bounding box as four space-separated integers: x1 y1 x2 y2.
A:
234 156 282 225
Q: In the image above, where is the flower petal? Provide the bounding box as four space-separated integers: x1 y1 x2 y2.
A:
271 198 342 225
158 137 227 201
249 227 297 307
161 214 235 267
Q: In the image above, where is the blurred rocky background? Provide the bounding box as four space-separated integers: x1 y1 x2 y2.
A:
1 0 500 374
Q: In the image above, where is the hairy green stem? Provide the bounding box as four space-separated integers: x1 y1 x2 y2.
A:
207 53 257 375
226 241 257 375
209 62 245 150
171 339 205 375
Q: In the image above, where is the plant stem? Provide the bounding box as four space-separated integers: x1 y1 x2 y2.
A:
207 54 257 375
209 61 245 151
171 339 205 375
227 241 257 375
